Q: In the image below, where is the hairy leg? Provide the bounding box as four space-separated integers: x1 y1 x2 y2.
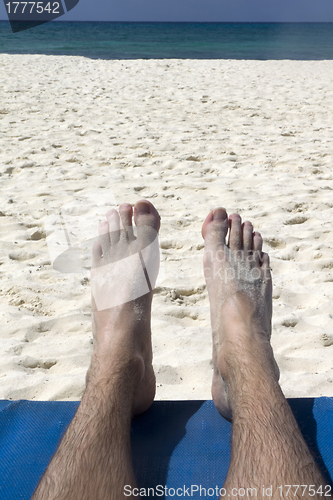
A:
202 208 329 499
32 200 160 500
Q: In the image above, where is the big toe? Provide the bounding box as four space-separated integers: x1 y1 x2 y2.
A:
202 207 229 245
134 200 161 289
134 200 161 242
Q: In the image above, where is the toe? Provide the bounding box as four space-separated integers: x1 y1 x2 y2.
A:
261 252 272 289
98 220 110 256
201 207 228 244
134 200 161 290
91 240 103 268
242 221 253 251
134 200 161 239
262 252 270 270
253 231 263 260
106 209 120 245
119 203 134 241
228 213 242 250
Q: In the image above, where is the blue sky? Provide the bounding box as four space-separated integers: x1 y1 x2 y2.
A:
1 0 333 22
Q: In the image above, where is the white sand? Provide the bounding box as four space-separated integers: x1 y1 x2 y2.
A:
0 55 333 401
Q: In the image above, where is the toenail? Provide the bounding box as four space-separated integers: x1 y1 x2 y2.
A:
119 203 132 211
135 201 151 215
213 208 226 221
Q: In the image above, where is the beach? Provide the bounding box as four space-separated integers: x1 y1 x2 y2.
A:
0 54 332 401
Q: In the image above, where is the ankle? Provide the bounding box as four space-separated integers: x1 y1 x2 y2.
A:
87 349 145 390
218 332 278 386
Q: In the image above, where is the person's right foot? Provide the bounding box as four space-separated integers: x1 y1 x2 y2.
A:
202 208 279 420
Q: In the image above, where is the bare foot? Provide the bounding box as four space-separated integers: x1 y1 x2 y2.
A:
202 208 279 420
88 200 160 416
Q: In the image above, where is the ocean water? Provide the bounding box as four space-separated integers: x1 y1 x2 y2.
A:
0 21 333 60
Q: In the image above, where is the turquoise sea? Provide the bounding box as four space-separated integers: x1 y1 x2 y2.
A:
0 22 333 59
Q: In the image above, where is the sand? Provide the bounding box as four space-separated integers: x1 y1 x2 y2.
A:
0 55 332 401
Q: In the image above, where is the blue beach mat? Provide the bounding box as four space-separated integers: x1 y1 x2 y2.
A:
0 398 332 499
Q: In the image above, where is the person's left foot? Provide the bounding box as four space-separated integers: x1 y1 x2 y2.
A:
88 200 160 416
